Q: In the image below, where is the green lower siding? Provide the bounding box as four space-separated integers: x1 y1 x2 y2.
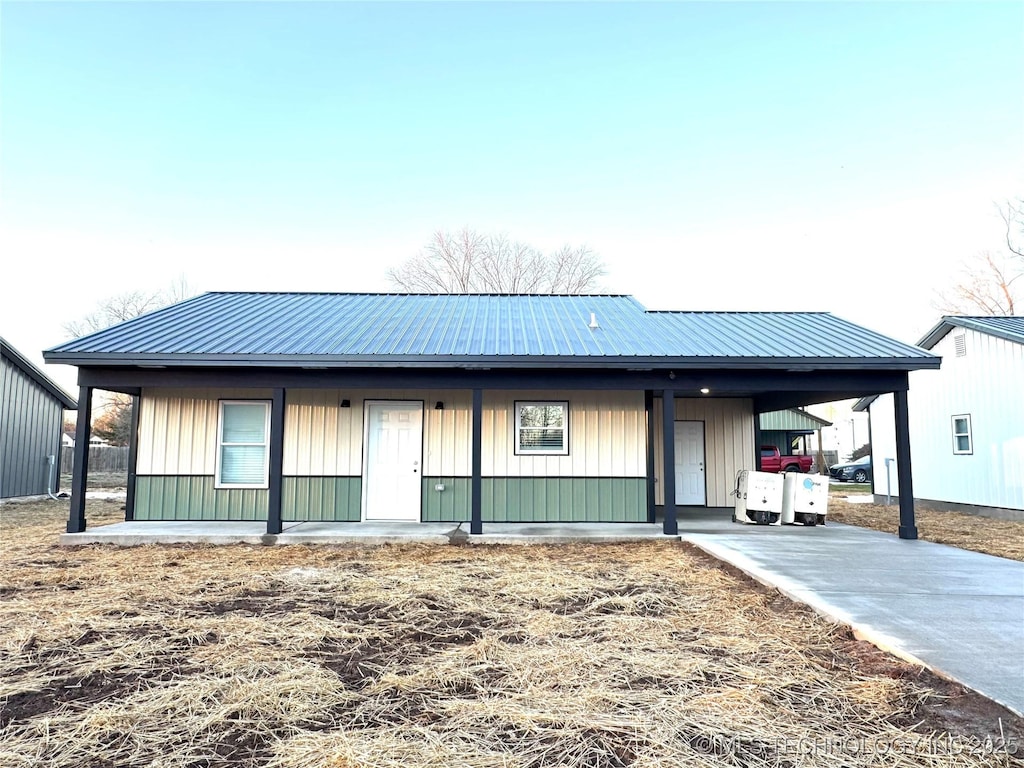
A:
422 477 647 522
134 475 361 522
134 476 268 521
283 477 361 522
135 475 646 523
422 477 472 522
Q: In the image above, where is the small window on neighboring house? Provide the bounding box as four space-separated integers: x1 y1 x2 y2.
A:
952 414 972 455
515 401 569 455
954 333 966 357
216 401 271 487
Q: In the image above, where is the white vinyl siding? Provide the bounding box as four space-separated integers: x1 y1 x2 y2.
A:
216 401 271 488
515 402 568 455
868 327 1024 512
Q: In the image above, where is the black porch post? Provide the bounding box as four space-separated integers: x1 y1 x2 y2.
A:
266 388 286 535
645 390 656 523
124 395 140 521
67 386 93 533
753 415 763 470
662 389 677 535
894 385 918 540
470 388 483 535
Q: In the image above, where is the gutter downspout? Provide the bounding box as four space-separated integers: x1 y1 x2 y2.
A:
46 454 60 500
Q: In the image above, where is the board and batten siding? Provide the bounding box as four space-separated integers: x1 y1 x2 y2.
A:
1 356 66 498
284 389 472 476
652 397 755 507
869 327 1024 514
135 387 649 522
480 390 646 478
136 388 274 475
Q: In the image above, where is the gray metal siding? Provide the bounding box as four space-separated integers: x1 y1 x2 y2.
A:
1 356 65 498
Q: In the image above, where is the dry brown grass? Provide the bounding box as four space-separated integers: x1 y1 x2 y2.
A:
1 499 1021 767
827 496 1024 562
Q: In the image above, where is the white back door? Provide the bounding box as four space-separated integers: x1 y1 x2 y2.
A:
674 420 706 505
363 401 423 521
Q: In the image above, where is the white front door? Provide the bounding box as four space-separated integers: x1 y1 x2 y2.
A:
363 401 423 521
674 420 706 505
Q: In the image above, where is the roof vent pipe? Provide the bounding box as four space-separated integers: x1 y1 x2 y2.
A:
589 312 600 330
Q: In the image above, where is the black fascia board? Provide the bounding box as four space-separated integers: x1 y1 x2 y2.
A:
47 351 941 371
76 365 914 400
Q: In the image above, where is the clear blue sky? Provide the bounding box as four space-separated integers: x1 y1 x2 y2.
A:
1 1 1021 392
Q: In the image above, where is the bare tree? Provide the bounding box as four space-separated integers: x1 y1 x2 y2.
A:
933 199 1023 317
61 276 196 447
63 277 196 338
933 250 1020 317
1000 198 1023 260
387 228 606 294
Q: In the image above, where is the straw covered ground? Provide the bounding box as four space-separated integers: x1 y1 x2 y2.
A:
1 498 1022 767
827 496 1024 562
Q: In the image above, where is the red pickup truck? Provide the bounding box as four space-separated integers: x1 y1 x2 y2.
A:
759 446 814 474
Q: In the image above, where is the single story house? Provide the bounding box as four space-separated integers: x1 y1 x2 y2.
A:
1 336 77 499
44 293 939 537
855 316 1024 521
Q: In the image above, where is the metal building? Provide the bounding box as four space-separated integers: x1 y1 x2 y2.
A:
857 316 1024 520
1 337 77 499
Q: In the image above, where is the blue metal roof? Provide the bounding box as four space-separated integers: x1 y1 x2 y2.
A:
44 292 939 370
919 316 1024 349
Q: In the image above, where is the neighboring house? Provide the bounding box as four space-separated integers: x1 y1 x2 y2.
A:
1 337 77 499
758 408 832 468
44 293 939 536
855 316 1024 521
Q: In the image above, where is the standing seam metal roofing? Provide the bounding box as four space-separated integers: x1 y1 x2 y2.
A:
43 292 939 366
918 315 1024 349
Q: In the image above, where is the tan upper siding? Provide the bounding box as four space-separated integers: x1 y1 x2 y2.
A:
136 388 273 475
284 389 471 476
653 398 755 506
482 390 646 477
138 387 644 479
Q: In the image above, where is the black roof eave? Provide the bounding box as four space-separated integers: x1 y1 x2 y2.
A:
44 352 942 372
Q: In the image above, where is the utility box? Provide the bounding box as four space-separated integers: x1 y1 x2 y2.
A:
781 472 828 526
733 470 784 525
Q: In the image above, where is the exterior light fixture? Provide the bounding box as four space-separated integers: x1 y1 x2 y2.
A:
435 401 444 410
700 388 710 395
340 399 351 408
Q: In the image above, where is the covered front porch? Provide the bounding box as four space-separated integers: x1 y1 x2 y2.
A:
63 366 925 540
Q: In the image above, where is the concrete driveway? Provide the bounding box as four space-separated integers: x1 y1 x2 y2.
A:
680 513 1024 717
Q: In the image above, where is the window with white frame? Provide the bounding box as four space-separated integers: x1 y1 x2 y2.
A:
216 401 271 487
515 401 569 455
951 414 972 455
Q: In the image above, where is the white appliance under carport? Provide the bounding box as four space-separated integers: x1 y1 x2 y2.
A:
781 472 828 526
732 470 784 525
